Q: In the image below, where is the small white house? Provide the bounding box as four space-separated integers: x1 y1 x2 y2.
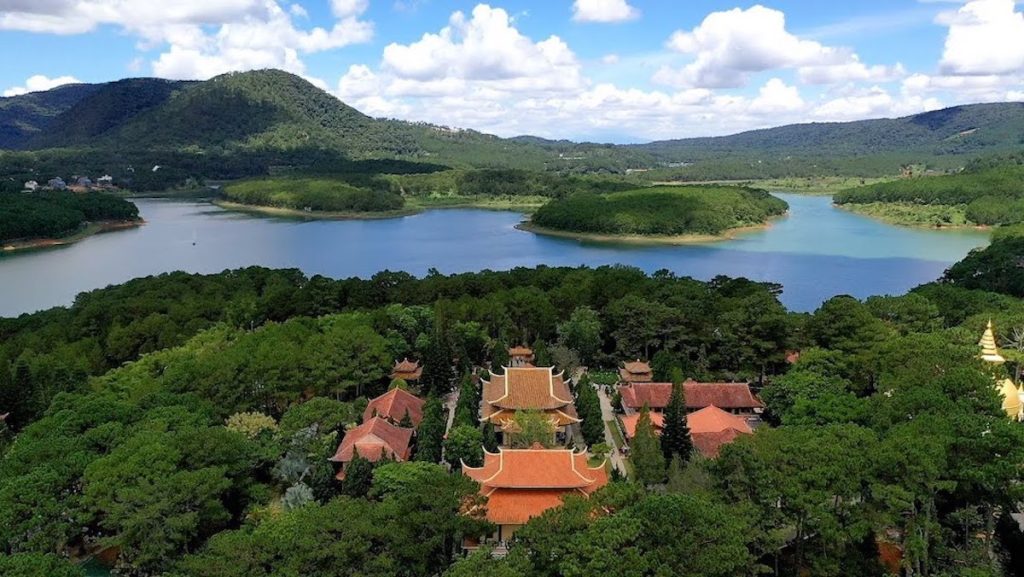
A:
47 177 66 190
23 180 38 191
97 175 114 186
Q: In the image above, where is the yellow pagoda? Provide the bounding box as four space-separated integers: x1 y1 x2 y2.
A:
978 321 1024 421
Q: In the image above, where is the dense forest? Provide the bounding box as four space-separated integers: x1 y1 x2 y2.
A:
835 155 1024 226
1 248 1023 576
0 191 140 243
530 185 789 236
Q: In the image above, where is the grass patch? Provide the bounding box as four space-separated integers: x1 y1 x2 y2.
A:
838 202 972 228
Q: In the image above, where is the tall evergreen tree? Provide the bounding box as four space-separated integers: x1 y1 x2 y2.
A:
631 405 666 486
414 396 446 463
341 452 374 498
3 359 33 430
532 338 552 367
660 382 693 463
482 421 500 452
452 375 479 429
419 331 456 397
492 339 510 369
575 375 605 447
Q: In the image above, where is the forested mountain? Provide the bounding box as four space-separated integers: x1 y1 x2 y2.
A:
0 83 101 148
0 69 1022 183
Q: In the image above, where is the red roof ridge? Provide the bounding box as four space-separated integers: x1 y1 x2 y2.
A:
468 447 600 487
487 366 574 406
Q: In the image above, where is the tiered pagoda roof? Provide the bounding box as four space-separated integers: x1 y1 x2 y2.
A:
364 388 425 427
391 358 423 381
620 405 753 457
619 359 653 383
462 446 607 525
482 367 579 429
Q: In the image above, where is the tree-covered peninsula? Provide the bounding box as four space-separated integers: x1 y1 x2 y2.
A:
528 185 789 240
834 155 1024 227
0 191 140 247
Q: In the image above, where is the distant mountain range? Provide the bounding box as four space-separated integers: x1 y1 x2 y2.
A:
1 69 1022 178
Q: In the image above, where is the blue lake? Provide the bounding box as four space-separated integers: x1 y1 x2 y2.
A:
0 193 990 316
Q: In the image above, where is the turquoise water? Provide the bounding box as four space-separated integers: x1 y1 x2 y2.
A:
0 193 989 316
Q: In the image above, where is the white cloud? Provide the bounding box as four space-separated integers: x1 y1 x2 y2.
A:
572 0 640 23
798 60 906 85
289 3 308 18
601 53 620 65
812 86 942 121
655 5 897 89
3 74 81 97
749 78 804 114
378 5 583 94
0 0 373 81
937 0 1024 76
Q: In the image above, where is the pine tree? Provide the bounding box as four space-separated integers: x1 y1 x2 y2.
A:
3 359 33 430
414 396 446 463
399 408 414 429
452 375 479 429
575 375 605 447
420 331 456 397
492 340 510 369
342 452 374 498
660 382 693 463
631 405 666 486
482 421 499 452
532 338 552 367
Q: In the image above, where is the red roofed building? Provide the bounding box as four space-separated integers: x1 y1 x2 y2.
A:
364 388 425 427
482 367 579 445
390 358 423 382
330 417 413 479
462 446 608 544
688 405 754 458
620 405 753 458
619 359 654 383
620 412 665 438
618 380 764 418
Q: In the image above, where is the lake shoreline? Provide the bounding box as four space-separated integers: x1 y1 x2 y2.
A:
1 220 144 254
515 220 775 245
213 200 421 220
834 203 990 232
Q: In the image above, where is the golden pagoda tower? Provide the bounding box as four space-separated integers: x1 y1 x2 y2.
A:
978 321 1023 421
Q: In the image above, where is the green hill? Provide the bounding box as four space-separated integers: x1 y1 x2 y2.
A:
0 83 101 148
1 70 1023 188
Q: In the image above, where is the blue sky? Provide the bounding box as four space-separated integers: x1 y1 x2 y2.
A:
1 0 1022 142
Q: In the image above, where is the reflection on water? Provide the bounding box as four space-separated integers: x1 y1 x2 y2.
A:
0 194 989 316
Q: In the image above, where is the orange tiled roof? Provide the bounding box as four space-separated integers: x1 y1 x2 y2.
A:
463 447 608 525
330 417 413 464
509 346 534 357
478 489 574 525
687 405 753 434
620 412 665 438
483 367 574 411
464 447 604 489
364 388 425 427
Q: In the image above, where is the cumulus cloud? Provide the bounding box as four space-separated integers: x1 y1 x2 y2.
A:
655 5 897 90
378 5 584 94
572 0 640 23
813 86 941 121
0 0 373 80
3 74 81 97
938 0 1024 76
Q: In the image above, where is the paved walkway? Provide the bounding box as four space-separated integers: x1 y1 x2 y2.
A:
597 385 628 478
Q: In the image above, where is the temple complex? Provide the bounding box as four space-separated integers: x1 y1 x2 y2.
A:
978 321 1024 421
481 366 579 444
462 446 607 545
619 404 753 458
364 387 425 427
